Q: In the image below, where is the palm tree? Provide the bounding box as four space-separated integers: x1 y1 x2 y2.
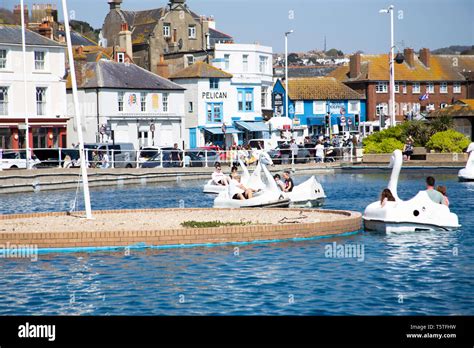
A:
429 115 454 133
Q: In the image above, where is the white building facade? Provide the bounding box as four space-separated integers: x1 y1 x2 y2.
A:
0 25 68 150
67 60 185 150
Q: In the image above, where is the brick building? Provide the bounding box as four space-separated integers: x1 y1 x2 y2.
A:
102 0 233 76
330 48 474 130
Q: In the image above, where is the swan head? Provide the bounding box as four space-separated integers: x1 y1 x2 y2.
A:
389 149 403 168
259 152 274 166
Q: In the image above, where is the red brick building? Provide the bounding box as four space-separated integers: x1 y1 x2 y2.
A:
330 48 474 129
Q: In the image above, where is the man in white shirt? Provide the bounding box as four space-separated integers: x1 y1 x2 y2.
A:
211 162 230 186
315 141 325 163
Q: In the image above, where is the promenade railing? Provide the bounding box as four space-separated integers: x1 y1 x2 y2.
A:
0 146 364 171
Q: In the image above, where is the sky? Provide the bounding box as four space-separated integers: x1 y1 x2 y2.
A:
2 0 473 54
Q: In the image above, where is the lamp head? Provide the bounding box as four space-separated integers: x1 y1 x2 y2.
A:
285 30 294 36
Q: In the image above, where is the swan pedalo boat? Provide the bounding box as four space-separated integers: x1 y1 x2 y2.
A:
363 150 460 233
458 142 474 182
213 153 290 208
286 176 326 207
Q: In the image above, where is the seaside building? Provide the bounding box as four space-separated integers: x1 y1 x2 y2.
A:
102 0 234 76
66 59 185 149
330 49 474 132
170 43 274 149
0 24 68 149
272 77 366 138
427 99 474 140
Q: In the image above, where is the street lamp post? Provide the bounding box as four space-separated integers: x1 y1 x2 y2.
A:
379 5 396 128
285 30 293 119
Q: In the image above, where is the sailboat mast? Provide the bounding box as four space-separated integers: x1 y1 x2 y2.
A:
20 0 30 169
61 0 93 219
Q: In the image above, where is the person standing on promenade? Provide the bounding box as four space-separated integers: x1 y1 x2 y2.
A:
315 141 325 163
171 143 182 167
290 139 298 162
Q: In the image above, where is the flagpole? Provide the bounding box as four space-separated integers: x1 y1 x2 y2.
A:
20 0 30 169
61 0 93 219
389 5 396 128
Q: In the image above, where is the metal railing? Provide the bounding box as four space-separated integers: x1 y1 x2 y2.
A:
0 146 363 170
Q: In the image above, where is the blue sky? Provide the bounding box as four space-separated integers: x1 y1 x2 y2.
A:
3 0 473 53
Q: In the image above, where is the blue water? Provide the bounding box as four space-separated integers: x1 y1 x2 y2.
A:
0 171 473 315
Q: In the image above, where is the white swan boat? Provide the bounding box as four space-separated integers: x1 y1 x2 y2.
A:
363 150 460 233
286 176 326 207
213 153 290 208
203 157 253 194
458 142 474 182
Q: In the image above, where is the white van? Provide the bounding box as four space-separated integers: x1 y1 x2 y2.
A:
0 150 41 169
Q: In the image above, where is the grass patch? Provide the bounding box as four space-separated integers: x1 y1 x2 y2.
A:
181 220 252 228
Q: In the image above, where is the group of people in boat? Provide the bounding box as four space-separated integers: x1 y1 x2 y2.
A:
210 162 296 200
380 176 450 207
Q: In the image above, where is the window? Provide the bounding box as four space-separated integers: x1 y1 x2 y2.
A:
426 82 434 93
394 82 400 93
163 23 171 38
259 56 268 74
224 54 230 70
238 88 253 112
401 82 407 94
117 52 125 63
0 87 8 115
412 83 420 94
209 78 219 89
348 100 360 113
453 82 461 94
34 51 45 70
118 92 124 112
261 87 268 108
162 93 169 112
412 103 421 113
188 102 193 113
206 103 223 123
376 103 388 116
188 25 196 39
36 87 47 115
0 49 6 69
313 101 326 114
141 93 147 112
426 103 435 111
186 55 194 67
242 55 248 72
440 82 448 94
295 101 304 114
375 82 388 93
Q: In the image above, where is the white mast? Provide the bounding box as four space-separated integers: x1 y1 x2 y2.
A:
61 0 93 219
20 0 30 169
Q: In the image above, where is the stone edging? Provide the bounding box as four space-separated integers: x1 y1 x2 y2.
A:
0 208 362 250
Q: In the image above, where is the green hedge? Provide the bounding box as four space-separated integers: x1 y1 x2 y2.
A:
426 130 470 153
364 138 404 154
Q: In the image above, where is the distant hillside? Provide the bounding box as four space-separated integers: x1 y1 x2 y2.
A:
70 20 100 43
432 45 474 55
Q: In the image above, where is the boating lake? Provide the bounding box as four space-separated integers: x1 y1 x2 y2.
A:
0 170 473 315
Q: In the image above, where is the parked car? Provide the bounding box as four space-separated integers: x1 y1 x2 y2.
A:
137 146 161 165
268 144 311 164
0 150 41 169
84 143 136 168
184 149 220 167
34 149 80 168
141 147 183 168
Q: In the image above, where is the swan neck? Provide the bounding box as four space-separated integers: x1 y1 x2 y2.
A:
388 156 402 201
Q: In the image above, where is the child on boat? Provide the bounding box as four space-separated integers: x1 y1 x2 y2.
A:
437 186 450 206
380 188 396 207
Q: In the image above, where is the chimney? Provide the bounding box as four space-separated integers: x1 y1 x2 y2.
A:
349 53 361 78
108 0 123 10
156 55 170 79
13 4 29 26
118 23 133 62
404 48 415 68
38 21 53 40
419 48 431 68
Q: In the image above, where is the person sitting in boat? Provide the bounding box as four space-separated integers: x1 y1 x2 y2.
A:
211 162 230 186
437 185 450 207
274 174 286 191
283 171 294 192
230 165 239 180
380 188 396 207
425 176 444 204
229 175 255 200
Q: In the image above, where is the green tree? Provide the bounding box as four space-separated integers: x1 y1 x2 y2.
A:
429 115 454 133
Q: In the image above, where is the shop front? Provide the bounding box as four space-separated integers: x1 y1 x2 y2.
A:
0 120 68 150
